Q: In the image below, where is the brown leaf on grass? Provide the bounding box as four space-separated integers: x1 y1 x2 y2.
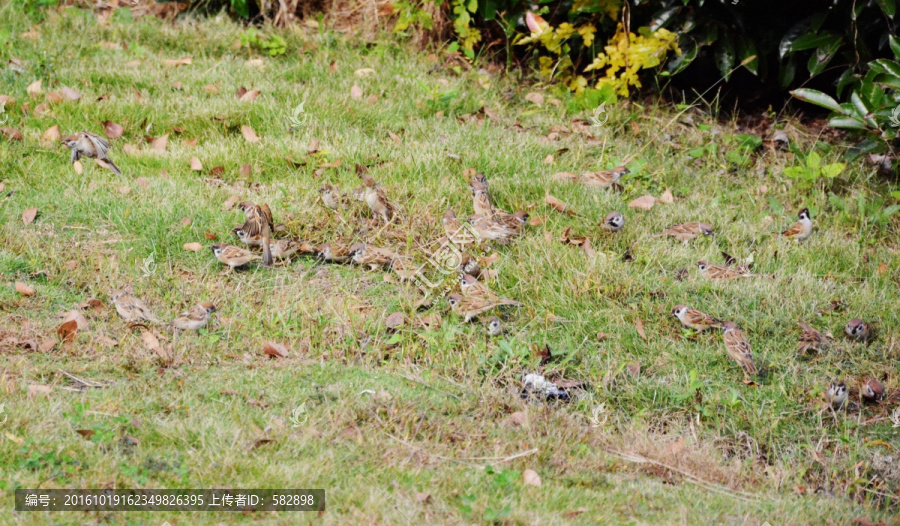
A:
203 84 219 94
22 207 38 225
563 508 587 519
103 120 124 139
239 89 260 102
150 133 168 153
876 262 889 275
596 332 609 341
385 312 406 330
28 384 51 396
508 411 527 427
39 339 56 352
366 94 379 105
15 282 35 296
163 57 192 67
240 163 252 178
660 189 675 204
240 125 260 143
26 79 42 97
60 86 81 101
354 67 375 76
117 185 131 195
628 195 656 211
527 216 546 226
235 86 247 98
183 242 203 252
415 492 431 504
204 232 217 240
57 320 78 343
76 429 95 440
0 95 16 107
545 193 575 215
189 157 203 171
79 299 105 312
33 103 49 117
329 61 338 72
635 318 647 340
209 166 225 178
141 330 160 351
387 131 401 145
263 341 289 359
135 177 148 188
582 238 596 258
182 138 198 148
46 91 64 104
171 81 183 90
252 438 275 449
73 160 84 174
525 92 544 105
543 155 554 165
627 361 641 376
41 125 61 145
122 144 139 156
416 313 442 330
523 469 542 487
1 127 23 141
307 138 321 155
560 227 586 246
223 195 241 211
350 84 363 100
61 310 89 330
95 335 118 347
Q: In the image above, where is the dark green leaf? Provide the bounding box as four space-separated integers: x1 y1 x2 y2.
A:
790 32 839 53
875 0 896 16
649 7 682 31
807 38 842 76
790 88 842 112
779 58 797 88
871 59 900 78
827 116 869 130
779 19 812 59
890 35 900 60
836 68 857 99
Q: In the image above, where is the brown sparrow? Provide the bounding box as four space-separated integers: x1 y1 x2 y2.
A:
469 172 489 189
468 214 515 244
317 242 352 263
318 184 347 210
657 222 714 242
460 273 502 301
233 226 264 247
447 293 522 323
845 318 873 343
671 305 722 331
577 165 629 189
460 254 482 278
797 321 832 356
600 212 625 232
486 316 503 337
443 210 478 245
238 201 274 267
722 321 757 377
825 380 848 409
697 261 757 280
496 211 529 234
269 239 309 261
61 131 122 175
210 243 259 269
172 302 216 330
360 174 396 223
111 289 159 323
349 242 401 269
861 378 885 402
781 208 813 241
469 180 495 218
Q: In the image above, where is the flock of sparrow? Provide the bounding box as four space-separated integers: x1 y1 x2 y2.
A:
61 128 887 411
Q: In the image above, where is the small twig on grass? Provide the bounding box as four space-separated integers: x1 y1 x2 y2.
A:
58 369 110 389
396 373 462 401
385 432 538 468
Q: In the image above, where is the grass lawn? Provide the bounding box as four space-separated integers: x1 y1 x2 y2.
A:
1 4 899 525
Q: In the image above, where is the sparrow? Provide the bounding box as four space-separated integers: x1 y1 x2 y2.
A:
797 321 832 356
486 316 503 337
210 243 259 269
577 165 629 189
317 242 352 263
496 211 529 234
656 222 714 242
447 293 522 323
468 214 516 244
781 208 813 241
443 210 478 245
460 273 503 301
600 212 625 232
469 172 489 189
697 261 757 280
360 174 396 223
460 254 482 277
349 242 402 269
111 289 159 323
238 201 274 267
722 321 757 377
172 302 216 331
269 239 313 261
233 226 264 247
825 380 848 409
61 131 122 175
318 184 347 210
671 305 722 331
845 318 873 343
861 378 885 403
469 180 495 218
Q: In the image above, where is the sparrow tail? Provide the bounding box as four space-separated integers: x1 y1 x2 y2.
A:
261 230 273 267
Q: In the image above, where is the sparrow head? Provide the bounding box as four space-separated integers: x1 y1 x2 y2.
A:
232 226 246 238
827 380 848 404
360 174 377 188
318 184 334 194
468 214 485 225
862 378 885 401
603 212 624 230
671 305 688 319
198 301 217 314
845 318 866 338
442 209 457 224
210 243 224 256
316 243 331 258
472 173 488 186
487 316 501 333
348 242 367 256
613 165 630 177
61 135 78 149
461 254 479 274
512 211 529 224
696 261 709 272
469 180 488 195
447 294 462 307
798 208 811 221
237 201 256 213
698 223 715 236
721 321 738 332
461 274 478 288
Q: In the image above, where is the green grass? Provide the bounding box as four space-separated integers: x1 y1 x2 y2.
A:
1 5 899 525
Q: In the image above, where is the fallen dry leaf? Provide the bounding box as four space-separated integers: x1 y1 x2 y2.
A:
57 320 78 343
150 134 168 153
240 125 260 143
163 57 192 67
387 130 401 145
22 207 38 225
240 163 252 178
26 79 42 97
263 341 289 359
543 154 554 165
560 227 587 247
528 216 546 226
1 127 23 141
15 282 35 296
523 469 542 487
582 238 596 258
223 195 241 211
183 138 198 148
350 84 363 100
635 318 647 340
41 125 61 145
307 138 321 154
660 189 674 204
209 166 225 178
61 310 89 330
354 68 375 76
627 361 641 376
60 86 81 101
189 157 203 171
142 330 160 351
73 160 84 174
103 120 124 139
545 193 575 216
525 92 544 105
385 312 406 330
46 91 64 104
122 144 139 156
76 429 95 440
204 232 217 241
415 492 431 504
136 177 149 188
183 242 203 252
239 89 260 102
28 384 51 396
203 84 219 94
628 195 656 211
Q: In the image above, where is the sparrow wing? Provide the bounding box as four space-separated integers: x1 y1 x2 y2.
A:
781 221 802 238
725 329 756 374
84 132 111 159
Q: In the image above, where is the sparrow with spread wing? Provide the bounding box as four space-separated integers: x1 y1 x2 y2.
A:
797 321 832 356
62 131 123 175
238 201 274 267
